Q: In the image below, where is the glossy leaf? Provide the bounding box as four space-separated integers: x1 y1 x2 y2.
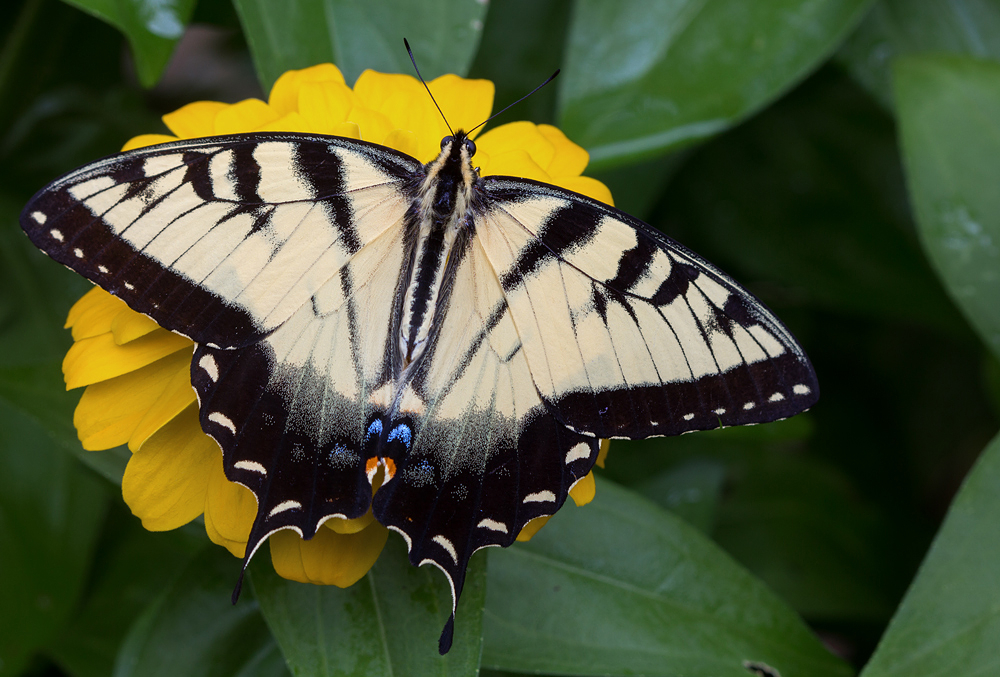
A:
253 535 486 676
112 547 288 677
46 511 205 677
0 195 129 483
559 0 872 170
0 399 108 677
62 0 197 87
894 54 1000 358
861 431 1000 676
468 0 571 126
483 478 851 677
655 68 962 332
838 0 1000 110
232 0 488 90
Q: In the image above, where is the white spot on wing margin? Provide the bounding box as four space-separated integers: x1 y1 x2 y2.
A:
432 535 458 564
208 411 236 434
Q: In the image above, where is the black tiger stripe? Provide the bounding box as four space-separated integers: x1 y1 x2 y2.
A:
230 144 262 203
498 200 601 291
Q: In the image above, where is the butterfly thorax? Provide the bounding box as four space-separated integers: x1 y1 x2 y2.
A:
398 132 477 368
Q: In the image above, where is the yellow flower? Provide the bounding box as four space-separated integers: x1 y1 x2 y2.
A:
65 63 613 587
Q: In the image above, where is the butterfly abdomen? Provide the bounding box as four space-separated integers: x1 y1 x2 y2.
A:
398 134 478 368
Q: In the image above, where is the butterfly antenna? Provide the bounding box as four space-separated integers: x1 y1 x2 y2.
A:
466 69 560 136
404 38 454 136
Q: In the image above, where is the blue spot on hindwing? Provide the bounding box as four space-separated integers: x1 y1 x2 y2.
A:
365 419 383 443
387 423 412 449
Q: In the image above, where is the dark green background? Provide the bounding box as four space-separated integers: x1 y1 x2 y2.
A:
3 0 1000 675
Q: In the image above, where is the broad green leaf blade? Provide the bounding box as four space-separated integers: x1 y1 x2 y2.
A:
468 0 572 125
46 511 205 677
113 547 288 677
838 0 1000 110
559 0 872 170
232 0 488 90
0 398 108 677
253 535 486 676
483 478 851 677
0 195 129 483
894 54 1000 359
62 0 197 88
860 431 1000 677
655 68 963 333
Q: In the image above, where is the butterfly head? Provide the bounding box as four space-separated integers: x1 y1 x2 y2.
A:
439 131 477 162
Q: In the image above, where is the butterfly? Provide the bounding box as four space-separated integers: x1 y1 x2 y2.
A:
21 120 817 652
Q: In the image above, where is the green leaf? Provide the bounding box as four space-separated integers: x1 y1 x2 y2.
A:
46 510 205 677
559 0 872 170
113 547 288 677
0 398 108 677
860 431 1000 676
894 54 1000 359
231 0 488 91
838 0 1000 110
0 194 129 483
253 534 486 676
483 478 851 677
61 0 197 88
655 67 963 332
468 0 572 126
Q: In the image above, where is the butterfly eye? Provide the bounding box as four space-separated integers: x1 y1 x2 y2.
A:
440 136 453 149
464 138 477 156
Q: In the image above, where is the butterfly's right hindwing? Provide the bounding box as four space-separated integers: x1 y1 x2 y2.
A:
20 133 421 348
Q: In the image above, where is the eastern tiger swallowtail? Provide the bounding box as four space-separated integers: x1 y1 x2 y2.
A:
21 119 817 652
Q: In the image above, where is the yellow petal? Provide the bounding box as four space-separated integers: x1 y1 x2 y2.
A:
204 457 257 557
121 134 177 152
111 309 160 344
346 104 394 146
297 80 355 133
74 348 193 450
329 121 361 140
477 121 555 172
381 129 419 158
63 329 193 390
537 124 589 177
129 361 198 451
324 510 375 535
270 522 389 587
163 101 229 138
555 175 614 206
66 287 128 338
428 73 494 138
254 111 314 134
516 515 551 542
214 99 279 135
569 471 596 507
269 63 347 117
122 404 216 531
353 70 425 119
353 70 449 161
480 148 551 183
